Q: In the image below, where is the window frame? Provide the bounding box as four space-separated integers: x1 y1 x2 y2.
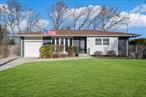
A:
43 37 52 45
95 38 102 45
56 38 59 45
103 38 110 45
70 38 72 46
60 38 64 45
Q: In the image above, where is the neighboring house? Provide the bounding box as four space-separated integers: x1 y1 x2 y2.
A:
15 30 138 57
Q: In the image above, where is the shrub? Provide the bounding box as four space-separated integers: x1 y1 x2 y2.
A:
129 38 146 45
53 53 67 58
55 45 64 52
94 51 102 56
39 44 55 58
9 39 15 45
107 50 116 56
67 46 78 56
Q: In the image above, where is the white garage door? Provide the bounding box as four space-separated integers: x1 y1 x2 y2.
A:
24 41 42 57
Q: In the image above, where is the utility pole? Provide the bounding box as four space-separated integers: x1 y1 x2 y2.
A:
126 23 129 32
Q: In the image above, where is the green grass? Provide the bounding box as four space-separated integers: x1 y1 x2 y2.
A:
0 58 146 97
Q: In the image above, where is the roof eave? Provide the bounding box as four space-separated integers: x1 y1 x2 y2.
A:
14 34 140 37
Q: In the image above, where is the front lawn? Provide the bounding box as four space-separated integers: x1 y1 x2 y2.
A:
0 58 146 97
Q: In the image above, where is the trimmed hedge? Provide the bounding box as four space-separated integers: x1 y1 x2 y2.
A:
94 51 102 56
40 45 79 58
39 44 55 58
129 38 146 45
107 50 116 56
55 45 64 52
67 46 78 56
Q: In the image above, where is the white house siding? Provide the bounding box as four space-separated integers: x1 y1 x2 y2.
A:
87 37 118 55
23 37 43 57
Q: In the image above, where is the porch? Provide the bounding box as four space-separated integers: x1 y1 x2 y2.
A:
43 37 87 54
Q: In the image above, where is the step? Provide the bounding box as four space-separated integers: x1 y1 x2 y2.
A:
78 53 90 57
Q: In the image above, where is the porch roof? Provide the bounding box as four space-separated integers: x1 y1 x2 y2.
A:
15 30 139 37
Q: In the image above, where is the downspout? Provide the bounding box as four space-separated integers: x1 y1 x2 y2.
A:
126 38 129 57
117 37 119 56
20 37 23 57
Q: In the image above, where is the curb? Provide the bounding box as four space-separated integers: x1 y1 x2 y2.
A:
0 58 18 66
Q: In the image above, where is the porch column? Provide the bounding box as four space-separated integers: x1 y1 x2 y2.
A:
68 38 70 46
126 38 129 57
63 38 65 53
20 38 23 57
72 38 74 46
59 38 61 45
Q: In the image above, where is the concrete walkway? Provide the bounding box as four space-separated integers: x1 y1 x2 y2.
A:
0 57 91 71
0 45 19 66
0 57 18 66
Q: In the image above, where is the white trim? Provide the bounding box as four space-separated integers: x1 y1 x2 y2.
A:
68 38 70 46
20 38 23 57
126 39 129 56
50 38 52 44
63 38 65 53
117 38 119 55
24 40 43 42
15 35 138 37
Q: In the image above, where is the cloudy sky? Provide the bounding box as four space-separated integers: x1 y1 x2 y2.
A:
0 0 146 37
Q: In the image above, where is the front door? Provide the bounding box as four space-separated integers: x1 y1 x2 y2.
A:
79 39 86 53
73 37 86 53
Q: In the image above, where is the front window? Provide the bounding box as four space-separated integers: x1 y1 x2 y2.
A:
60 38 64 45
52 38 55 45
103 38 110 45
70 38 72 46
56 38 59 45
65 38 68 51
43 37 51 45
95 38 102 45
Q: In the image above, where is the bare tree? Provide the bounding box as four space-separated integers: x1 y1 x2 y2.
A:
0 7 9 46
7 0 25 33
0 4 16 34
48 1 68 29
48 3 128 31
0 25 8 45
1 0 45 34
26 9 42 32
0 0 25 34
91 6 129 31
78 7 93 30
0 25 9 58
71 8 87 29
72 6 128 31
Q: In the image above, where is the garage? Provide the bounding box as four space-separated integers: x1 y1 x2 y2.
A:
24 40 43 57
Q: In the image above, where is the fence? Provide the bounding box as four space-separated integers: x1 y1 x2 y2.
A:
0 44 9 58
0 45 20 59
128 45 146 59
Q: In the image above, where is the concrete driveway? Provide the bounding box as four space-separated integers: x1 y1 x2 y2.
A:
0 57 91 71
